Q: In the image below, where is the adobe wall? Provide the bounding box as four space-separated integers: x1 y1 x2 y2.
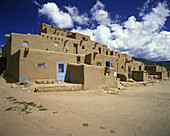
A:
65 64 84 84
19 48 83 81
83 65 118 90
2 37 11 66
91 53 117 66
39 23 73 37
9 33 112 57
4 51 20 81
10 33 77 55
132 71 148 81
145 65 156 75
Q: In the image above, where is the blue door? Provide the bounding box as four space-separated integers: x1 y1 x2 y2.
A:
57 62 66 81
68 71 72 83
106 62 111 67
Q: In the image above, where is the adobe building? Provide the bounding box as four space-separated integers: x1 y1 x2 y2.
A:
0 23 167 90
145 65 168 80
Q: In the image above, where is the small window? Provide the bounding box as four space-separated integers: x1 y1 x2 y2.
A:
82 37 86 41
139 66 141 70
55 37 57 40
37 63 45 69
98 48 101 54
82 46 85 49
23 41 28 46
96 62 101 66
42 35 44 37
106 51 108 55
58 64 64 72
118 54 120 58
47 36 49 38
51 37 53 39
77 56 81 63
61 39 63 41
54 42 58 46
133 67 135 70
121 66 124 69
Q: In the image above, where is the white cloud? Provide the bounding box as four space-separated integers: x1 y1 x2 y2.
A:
36 0 170 61
72 1 170 61
91 0 111 25
65 6 89 25
39 2 73 28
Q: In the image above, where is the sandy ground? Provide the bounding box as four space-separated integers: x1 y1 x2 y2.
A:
0 76 170 136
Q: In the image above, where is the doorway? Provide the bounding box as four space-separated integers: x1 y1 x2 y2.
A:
56 62 66 81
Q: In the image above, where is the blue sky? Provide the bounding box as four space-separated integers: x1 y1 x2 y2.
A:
0 0 170 61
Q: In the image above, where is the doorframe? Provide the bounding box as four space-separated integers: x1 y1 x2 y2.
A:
56 62 66 81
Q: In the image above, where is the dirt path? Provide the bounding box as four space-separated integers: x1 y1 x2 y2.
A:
0 77 170 136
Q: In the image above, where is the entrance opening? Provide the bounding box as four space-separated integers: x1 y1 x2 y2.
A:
128 66 131 78
98 48 101 54
73 44 78 54
57 62 66 81
106 62 111 67
77 56 81 64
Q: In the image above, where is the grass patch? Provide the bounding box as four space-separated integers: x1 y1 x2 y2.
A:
110 129 115 133
19 101 27 105
26 111 32 114
6 97 48 114
10 99 17 101
39 108 48 111
5 107 13 111
13 101 20 104
37 105 44 108
82 123 88 127
100 126 106 129
27 102 37 107
7 96 14 99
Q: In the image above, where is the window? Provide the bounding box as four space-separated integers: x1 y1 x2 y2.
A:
118 54 120 58
59 64 64 72
106 62 111 67
98 48 101 54
121 66 124 69
37 63 45 69
51 37 53 39
54 42 58 46
77 56 81 63
139 66 141 70
96 62 101 66
23 41 28 46
82 46 85 49
82 37 86 41
133 67 135 70
106 51 108 55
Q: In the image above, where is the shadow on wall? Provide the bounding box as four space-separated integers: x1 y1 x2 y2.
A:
117 74 127 81
3 75 17 83
2 51 20 83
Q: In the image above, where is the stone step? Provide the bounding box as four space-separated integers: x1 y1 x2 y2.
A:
35 84 83 92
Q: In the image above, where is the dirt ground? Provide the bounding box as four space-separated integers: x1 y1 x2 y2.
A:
0 76 170 136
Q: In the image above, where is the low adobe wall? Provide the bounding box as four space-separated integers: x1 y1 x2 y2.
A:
83 65 117 90
132 71 148 81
